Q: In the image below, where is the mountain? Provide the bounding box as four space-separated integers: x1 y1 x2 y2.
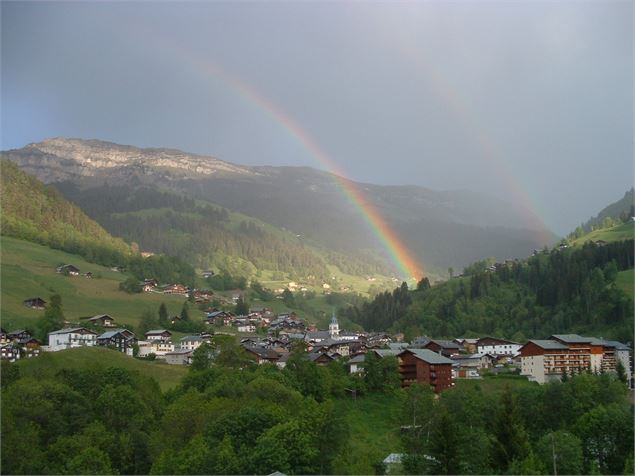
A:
2 138 557 277
582 188 634 231
0 160 133 265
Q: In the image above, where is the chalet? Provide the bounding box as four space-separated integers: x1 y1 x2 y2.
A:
202 270 215 278
23 297 47 310
179 335 208 351
307 352 337 366
451 353 495 378
236 323 256 333
145 329 172 342
594 240 608 247
1 343 19 362
276 352 291 369
85 314 116 327
476 337 521 356
97 329 137 356
7 330 32 342
191 289 214 303
348 354 366 373
84 272 93 279
142 279 159 292
423 339 461 357
398 349 454 393
205 310 235 326
312 339 354 357
56 264 80 275
410 336 431 349
162 284 189 295
164 349 193 365
0 329 7 344
244 346 281 364
16 337 41 358
454 338 478 354
47 328 98 351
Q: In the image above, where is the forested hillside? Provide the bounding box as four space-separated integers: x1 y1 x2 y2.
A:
55 182 377 280
0 163 196 286
580 188 634 232
0 160 133 266
342 240 634 342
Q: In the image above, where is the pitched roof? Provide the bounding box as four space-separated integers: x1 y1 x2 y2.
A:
400 349 454 364
600 340 631 351
550 334 591 344
146 329 171 335
180 335 204 342
348 354 366 364
88 314 114 321
48 327 97 335
373 349 401 358
428 339 460 349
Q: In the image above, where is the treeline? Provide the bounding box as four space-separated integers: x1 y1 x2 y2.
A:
2 347 632 475
342 240 634 342
400 374 633 475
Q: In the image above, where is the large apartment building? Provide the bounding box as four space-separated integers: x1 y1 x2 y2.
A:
519 334 631 384
397 349 454 393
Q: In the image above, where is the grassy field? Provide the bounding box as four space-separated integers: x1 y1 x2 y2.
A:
0 236 204 332
615 269 634 299
15 346 188 391
571 222 634 246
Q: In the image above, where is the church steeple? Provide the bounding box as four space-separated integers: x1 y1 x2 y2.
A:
329 310 340 338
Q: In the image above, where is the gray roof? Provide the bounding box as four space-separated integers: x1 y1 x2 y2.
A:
48 327 96 335
525 339 568 350
146 329 171 335
428 339 460 349
98 330 121 339
600 340 631 351
88 314 114 321
550 334 591 344
180 335 204 342
374 349 400 358
348 354 366 364
400 349 454 364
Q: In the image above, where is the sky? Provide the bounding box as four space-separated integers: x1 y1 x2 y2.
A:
1 1 633 235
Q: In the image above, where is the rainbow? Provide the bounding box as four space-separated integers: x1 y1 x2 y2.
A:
174 57 424 280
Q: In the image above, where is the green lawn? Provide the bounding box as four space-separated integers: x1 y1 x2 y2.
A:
615 269 634 299
15 346 188 391
0 236 204 331
571 222 634 246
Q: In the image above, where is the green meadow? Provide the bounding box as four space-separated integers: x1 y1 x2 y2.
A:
571 221 634 246
0 236 204 332
15 346 187 391
615 268 634 299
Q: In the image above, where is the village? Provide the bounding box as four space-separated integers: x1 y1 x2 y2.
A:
3 290 632 392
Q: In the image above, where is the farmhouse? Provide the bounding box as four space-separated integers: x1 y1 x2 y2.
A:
145 329 172 342
164 349 193 365
423 339 461 357
179 335 208 351
23 297 47 310
97 329 137 356
85 314 116 327
56 264 80 275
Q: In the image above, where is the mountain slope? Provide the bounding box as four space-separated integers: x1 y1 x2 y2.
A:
2 138 558 276
0 160 134 264
582 188 634 231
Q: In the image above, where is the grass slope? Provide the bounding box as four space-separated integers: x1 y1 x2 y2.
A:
570 222 634 246
0 236 203 332
15 346 187 391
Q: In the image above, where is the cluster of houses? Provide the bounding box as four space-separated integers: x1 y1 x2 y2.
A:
8 292 634 392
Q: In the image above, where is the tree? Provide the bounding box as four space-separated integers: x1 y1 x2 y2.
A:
158 303 168 326
235 295 249 316
616 360 628 384
416 277 431 291
119 277 141 293
492 387 531 472
448 267 454 278
37 294 65 341
536 431 583 476
136 310 158 337
180 302 190 322
64 447 115 475
282 288 295 305
400 384 435 474
190 344 213 372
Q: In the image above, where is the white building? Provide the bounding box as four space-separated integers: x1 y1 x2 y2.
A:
476 337 521 356
47 328 97 352
179 335 207 351
137 340 175 358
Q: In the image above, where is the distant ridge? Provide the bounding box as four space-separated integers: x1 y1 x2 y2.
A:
2 138 558 275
